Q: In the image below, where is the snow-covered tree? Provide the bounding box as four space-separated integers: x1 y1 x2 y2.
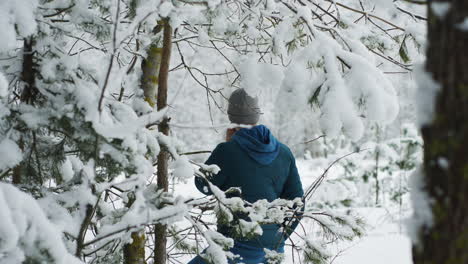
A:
411 1 468 263
0 0 427 263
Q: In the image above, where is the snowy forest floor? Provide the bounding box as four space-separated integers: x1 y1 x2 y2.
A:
322 207 412 264
172 158 414 264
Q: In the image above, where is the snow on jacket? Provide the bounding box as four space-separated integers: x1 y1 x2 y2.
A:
194 125 304 249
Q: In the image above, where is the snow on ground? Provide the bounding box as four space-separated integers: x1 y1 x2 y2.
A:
321 208 412 264
173 157 413 264
332 233 411 264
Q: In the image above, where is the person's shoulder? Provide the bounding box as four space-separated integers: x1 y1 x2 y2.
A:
213 141 238 152
278 142 295 160
207 142 235 165
210 141 242 162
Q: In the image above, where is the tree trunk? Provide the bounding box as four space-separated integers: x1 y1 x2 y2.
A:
20 38 38 104
154 18 172 264
141 29 163 107
13 37 38 185
412 1 468 264
122 23 166 264
123 192 147 264
123 231 147 264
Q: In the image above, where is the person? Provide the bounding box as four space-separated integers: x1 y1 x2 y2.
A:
189 89 304 264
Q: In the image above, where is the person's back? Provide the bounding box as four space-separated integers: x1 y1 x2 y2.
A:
196 125 303 249
189 89 304 264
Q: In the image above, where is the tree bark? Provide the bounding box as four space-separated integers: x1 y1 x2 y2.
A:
122 22 167 264
413 1 468 264
123 192 147 264
123 231 147 264
141 24 163 107
154 18 172 264
20 38 38 104
13 37 38 185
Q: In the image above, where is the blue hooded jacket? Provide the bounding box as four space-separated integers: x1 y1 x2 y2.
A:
194 125 304 250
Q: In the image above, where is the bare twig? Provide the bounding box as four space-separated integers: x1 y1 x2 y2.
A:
98 0 120 112
304 148 370 199
43 4 76 18
179 150 212 155
400 0 427 4
325 0 405 31
396 6 427 21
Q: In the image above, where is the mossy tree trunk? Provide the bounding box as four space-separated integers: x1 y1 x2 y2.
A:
123 233 146 264
123 213 147 264
413 1 468 263
122 22 167 264
141 24 164 107
123 190 146 264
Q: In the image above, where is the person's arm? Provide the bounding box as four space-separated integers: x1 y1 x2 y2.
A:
280 157 304 200
280 155 305 240
194 144 228 195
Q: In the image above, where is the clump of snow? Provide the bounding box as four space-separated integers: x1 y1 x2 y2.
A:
237 58 283 100
431 2 451 18
407 167 433 245
304 239 333 261
265 0 277 11
264 248 285 264
0 9 16 52
207 0 221 9
238 219 263 236
0 72 8 97
0 183 82 264
318 46 364 141
279 64 312 106
296 5 314 26
37 194 78 239
281 30 400 141
238 58 263 97
345 37 375 65
197 29 210 45
437 157 449 170
199 163 221 174
0 0 39 52
60 158 74 182
211 12 228 35
457 18 468 31
0 138 22 171
272 18 295 55
172 155 195 181
159 1 174 17
414 64 440 126
189 219 234 264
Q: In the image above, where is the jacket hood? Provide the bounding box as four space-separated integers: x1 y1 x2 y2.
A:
232 125 279 165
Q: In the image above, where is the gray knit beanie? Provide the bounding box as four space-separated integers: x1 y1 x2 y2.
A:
227 89 261 124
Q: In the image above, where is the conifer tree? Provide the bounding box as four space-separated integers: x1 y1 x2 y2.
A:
412 1 468 263
0 1 427 264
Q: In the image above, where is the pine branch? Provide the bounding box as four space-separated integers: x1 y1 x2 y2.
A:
76 193 102 258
